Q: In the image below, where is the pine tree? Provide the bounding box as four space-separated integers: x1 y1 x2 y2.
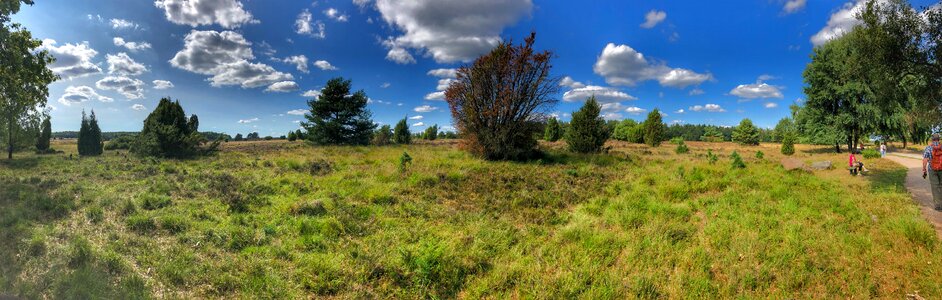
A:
302 77 376 145
544 117 562 141
36 116 51 152
78 110 102 156
424 125 438 140
394 117 411 144
781 133 796 155
732 118 760 146
643 109 665 147
132 98 216 158
565 96 609 153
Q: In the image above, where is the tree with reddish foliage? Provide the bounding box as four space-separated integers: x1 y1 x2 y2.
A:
444 32 560 160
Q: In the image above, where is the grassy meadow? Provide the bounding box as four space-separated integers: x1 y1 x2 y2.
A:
2 139 941 298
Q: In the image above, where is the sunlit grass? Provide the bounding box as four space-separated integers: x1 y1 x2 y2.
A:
1 139 940 298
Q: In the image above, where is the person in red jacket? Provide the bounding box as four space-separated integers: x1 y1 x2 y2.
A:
923 133 942 210
849 151 867 175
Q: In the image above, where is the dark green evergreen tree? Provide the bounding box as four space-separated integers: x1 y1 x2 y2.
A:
565 96 609 153
394 117 411 144
544 117 562 141
302 77 376 145
35 115 51 152
732 118 760 146
234 133 243 141
132 98 216 158
424 125 438 141
78 110 102 156
643 109 665 147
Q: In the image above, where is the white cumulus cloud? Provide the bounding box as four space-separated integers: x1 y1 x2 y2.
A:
640 10 666 29
153 80 174 89
594 43 712 88
58 86 112 106
409 115 424 120
296 9 326 38
40 39 102 79
281 55 309 73
110 18 139 30
563 85 636 103
301 89 322 98
810 0 884 46
784 0 808 14
106 52 148 76
314 60 338 70
113 37 151 51
154 0 257 29
131 104 146 111
170 30 293 89
238 117 259 124
559 76 586 89
427 68 457 78
412 122 425 127
689 104 725 112
96 76 145 99
414 105 439 113
323 8 348 22
265 81 300 93
729 82 783 99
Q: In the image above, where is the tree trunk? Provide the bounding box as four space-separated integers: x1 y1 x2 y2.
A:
835 143 841 153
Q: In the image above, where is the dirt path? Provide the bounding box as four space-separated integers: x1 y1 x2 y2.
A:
885 153 942 238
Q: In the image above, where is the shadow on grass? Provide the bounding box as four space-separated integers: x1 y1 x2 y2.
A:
0 157 41 169
866 166 907 194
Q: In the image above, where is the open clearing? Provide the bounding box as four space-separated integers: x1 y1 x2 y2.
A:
2 140 942 298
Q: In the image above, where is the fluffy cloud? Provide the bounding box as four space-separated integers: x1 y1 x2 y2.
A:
381 82 391 88
409 115 424 120
640 10 666 29
384 45 415 64
154 0 256 29
323 8 348 22
810 0 883 46
593 43 712 88
412 122 425 127
783 0 808 14
58 86 112 106
113 37 151 51
427 68 457 78
375 0 532 63
414 105 439 113
296 9 326 38
40 39 102 79
131 104 146 111
265 81 300 93
559 76 585 89
625 106 647 114
238 117 259 123
689 104 725 112
729 82 783 99
286 109 308 115
562 85 636 103
674 109 685 114
314 60 338 70
765 102 779 108
301 89 322 98
170 30 294 89
96 76 145 99
110 18 139 30
153 80 174 89
282 55 309 73
425 91 445 101
106 52 148 76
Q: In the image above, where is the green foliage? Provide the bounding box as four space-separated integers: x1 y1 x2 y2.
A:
424 125 438 141
104 134 136 150
132 98 217 158
643 109 665 147
755 150 764 159
730 151 746 169
707 149 718 164
675 141 689 154
772 118 794 143
781 133 796 156
862 149 880 159
394 118 411 144
670 137 684 145
287 131 297 141
77 111 103 156
234 133 244 141
611 119 636 142
302 77 376 145
398 151 412 173
565 97 609 153
544 117 562 142
372 124 393 146
35 116 50 151
701 126 725 142
732 119 760 146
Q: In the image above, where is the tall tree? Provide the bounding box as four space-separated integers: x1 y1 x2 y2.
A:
0 0 57 159
393 117 411 144
544 117 562 142
77 111 102 156
732 118 760 146
642 109 665 147
373 124 393 146
424 124 438 141
302 77 375 145
445 32 560 160
35 115 50 151
132 98 216 158
566 97 609 153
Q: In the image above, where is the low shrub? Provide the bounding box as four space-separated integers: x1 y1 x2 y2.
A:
755 150 764 159
68 237 94 268
158 215 190 234
399 152 412 173
309 159 333 176
675 141 689 154
862 149 880 159
730 151 746 169
707 150 718 164
140 194 172 210
670 137 684 145
126 215 157 233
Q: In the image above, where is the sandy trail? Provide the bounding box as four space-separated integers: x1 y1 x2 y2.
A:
885 153 942 238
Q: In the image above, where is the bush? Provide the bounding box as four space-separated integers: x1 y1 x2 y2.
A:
730 151 746 169
781 134 796 155
544 117 562 142
301 77 376 145
566 97 609 153
424 125 438 140
132 98 218 158
399 151 412 173
701 127 725 142
670 137 684 145
104 134 136 150
373 124 393 146
394 118 411 144
444 32 558 160
755 150 764 159
611 119 637 142
862 148 880 159
675 141 689 154
36 116 51 151
732 119 760 146
643 109 665 147
707 150 718 164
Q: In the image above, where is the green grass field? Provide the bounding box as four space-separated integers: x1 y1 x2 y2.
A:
2 140 941 298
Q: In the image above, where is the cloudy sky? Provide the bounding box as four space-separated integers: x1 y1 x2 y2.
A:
12 0 939 135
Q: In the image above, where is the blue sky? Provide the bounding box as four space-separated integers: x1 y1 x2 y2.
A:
11 0 938 136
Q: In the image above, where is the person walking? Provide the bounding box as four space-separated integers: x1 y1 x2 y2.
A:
880 142 887 158
923 133 942 210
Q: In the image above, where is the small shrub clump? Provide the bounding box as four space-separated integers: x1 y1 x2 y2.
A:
399 151 413 173
730 151 746 169
781 134 796 155
675 140 689 154
862 148 880 159
755 150 764 159
290 200 327 216
707 150 718 164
